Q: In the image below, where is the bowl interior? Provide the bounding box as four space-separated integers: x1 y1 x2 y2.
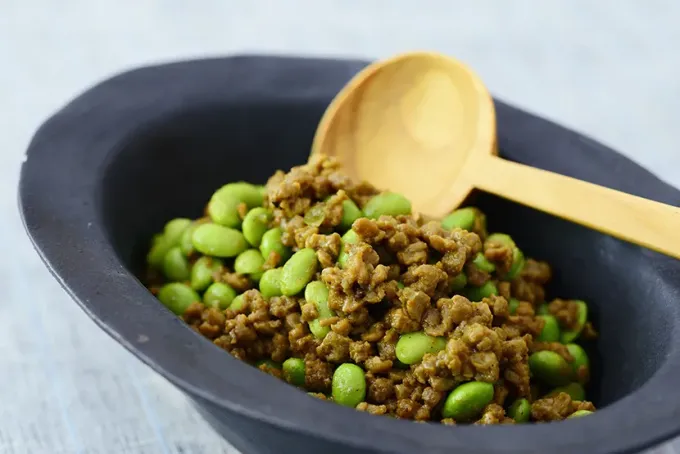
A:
100 100 673 411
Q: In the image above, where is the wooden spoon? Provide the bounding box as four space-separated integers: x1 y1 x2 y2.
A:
311 51 680 259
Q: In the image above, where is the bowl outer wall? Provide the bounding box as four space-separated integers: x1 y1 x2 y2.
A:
18 55 680 454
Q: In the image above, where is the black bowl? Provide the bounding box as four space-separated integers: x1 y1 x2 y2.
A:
19 55 680 454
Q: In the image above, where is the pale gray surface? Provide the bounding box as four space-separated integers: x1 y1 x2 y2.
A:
1 1 679 453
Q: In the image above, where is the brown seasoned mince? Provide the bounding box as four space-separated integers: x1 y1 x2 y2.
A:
145 154 598 424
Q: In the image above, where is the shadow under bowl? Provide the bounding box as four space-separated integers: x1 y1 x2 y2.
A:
19 55 680 454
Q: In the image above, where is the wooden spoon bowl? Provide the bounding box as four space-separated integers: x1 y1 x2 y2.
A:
311 51 680 259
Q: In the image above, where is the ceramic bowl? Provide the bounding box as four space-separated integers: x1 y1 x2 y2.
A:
19 55 680 454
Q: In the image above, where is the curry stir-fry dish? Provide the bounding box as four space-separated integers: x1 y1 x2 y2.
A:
144 155 597 424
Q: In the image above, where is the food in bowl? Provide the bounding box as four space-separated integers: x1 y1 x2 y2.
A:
143 154 597 424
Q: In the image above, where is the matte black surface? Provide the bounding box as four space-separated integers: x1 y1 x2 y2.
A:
19 55 680 454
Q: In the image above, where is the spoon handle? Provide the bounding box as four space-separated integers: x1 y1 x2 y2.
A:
470 155 680 259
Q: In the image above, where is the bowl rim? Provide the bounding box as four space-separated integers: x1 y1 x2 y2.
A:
18 54 680 454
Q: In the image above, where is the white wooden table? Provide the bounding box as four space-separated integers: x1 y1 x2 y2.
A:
2 1 679 452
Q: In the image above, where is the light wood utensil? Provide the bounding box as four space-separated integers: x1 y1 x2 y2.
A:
311 51 680 259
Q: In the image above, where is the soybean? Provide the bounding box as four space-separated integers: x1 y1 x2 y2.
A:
192 224 248 258
507 398 531 423
441 381 495 421
485 233 516 248
190 256 223 291
242 208 272 247
332 363 366 408
508 297 520 315
472 252 495 273
158 282 200 315
441 207 476 231
207 182 263 228
259 268 283 298
147 217 192 268
395 332 447 365
338 229 359 269
549 382 586 402
259 228 291 265
465 281 498 301
536 315 561 342
339 199 363 230
203 282 236 310
280 248 318 296
229 294 245 311
304 280 334 339
568 410 593 419
529 351 572 386
282 358 306 386
363 192 412 219
566 343 590 383
502 247 525 281
162 247 191 282
560 301 588 343
449 273 467 292
304 204 327 227
234 249 265 275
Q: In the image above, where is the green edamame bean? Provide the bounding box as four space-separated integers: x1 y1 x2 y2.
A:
234 249 265 275
338 229 359 269
536 304 550 315
282 358 306 386
207 193 241 228
485 233 516 248
157 282 200 315
449 273 467 292
304 204 327 227
242 208 272 247
560 301 588 343
472 252 496 273
395 332 447 365
340 199 363 230
259 268 283 298
566 343 590 383
203 282 237 310
537 315 561 342
190 256 223 291
502 248 525 281
304 281 334 339
397 281 405 289
217 182 265 207
255 185 267 199
332 363 366 408
229 294 245 311
529 351 572 386
259 228 291 264
164 218 192 241
179 223 198 256
464 281 498 301
441 207 476 231
363 192 412 219
207 182 264 228
508 297 520 315
280 248 318 296
147 218 192 268
162 247 191 282
568 410 593 419
507 398 531 423
192 224 248 258
549 382 586 401
441 381 495 421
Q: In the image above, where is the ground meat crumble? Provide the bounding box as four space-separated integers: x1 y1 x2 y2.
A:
147 154 598 424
